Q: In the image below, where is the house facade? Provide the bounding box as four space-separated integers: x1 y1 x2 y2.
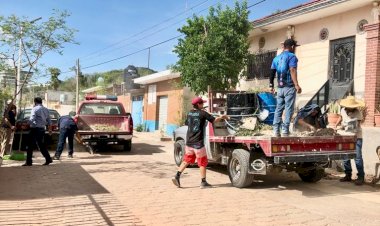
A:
244 0 380 176
134 70 193 136
244 0 375 109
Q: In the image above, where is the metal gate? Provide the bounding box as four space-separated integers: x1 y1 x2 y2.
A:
329 36 355 101
132 95 143 128
157 96 168 131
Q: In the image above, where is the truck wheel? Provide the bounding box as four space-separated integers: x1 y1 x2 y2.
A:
174 140 185 166
228 149 255 188
124 140 132 152
298 167 325 183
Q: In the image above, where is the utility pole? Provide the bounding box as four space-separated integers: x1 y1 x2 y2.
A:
15 17 42 110
76 58 80 112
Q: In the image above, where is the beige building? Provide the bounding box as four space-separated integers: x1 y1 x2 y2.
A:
244 0 380 177
243 0 375 108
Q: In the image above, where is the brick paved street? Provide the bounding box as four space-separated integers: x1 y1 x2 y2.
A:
1 132 380 226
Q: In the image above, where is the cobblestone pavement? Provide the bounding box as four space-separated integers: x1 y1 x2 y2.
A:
1 132 380 225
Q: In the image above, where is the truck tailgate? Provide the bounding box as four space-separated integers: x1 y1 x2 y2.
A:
77 115 132 134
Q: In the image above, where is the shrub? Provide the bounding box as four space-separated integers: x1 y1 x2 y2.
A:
135 124 144 132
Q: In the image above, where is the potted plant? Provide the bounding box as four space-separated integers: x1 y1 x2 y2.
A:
327 101 341 126
375 105 380 127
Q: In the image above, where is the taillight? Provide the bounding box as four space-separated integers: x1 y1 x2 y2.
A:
339 143 356 150
272 145 291 153
74 116 78 123
129 116 133 132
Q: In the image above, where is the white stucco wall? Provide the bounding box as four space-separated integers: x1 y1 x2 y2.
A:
246 5 371 108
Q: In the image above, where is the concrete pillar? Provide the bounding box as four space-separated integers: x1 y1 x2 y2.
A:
363 22 380 126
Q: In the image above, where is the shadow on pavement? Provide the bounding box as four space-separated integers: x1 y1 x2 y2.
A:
208 164 380 197
0 162 108 201
85 142 166 156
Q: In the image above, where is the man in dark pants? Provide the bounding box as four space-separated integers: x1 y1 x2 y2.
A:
53 112 78 160
23 97 53 166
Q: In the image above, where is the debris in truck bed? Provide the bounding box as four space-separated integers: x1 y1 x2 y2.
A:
295 128 338 137
90 124 119 132
235 123 273 136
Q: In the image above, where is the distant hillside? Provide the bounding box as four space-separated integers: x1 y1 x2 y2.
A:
59 67 156 91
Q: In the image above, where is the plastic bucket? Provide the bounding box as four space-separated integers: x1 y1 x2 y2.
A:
257 92 276 125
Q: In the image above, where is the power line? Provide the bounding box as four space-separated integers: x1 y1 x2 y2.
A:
79 0 211 61
81 35 183 70
248 0 266 8
79 0 229 64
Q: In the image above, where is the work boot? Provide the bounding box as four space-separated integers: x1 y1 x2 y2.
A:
172 175 181 188
68 154 73 158
354 177 364 186
200 180 212 189
339 174 352 182
42 159 53 166
53 156 60 160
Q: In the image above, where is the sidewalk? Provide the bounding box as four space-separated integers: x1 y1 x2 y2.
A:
0 153 142 225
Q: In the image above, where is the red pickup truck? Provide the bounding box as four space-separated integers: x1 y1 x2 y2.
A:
75 95 133 152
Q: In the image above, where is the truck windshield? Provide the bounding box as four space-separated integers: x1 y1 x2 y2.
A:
79 103 123 115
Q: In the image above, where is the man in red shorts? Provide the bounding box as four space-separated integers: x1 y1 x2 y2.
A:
172 97 228 188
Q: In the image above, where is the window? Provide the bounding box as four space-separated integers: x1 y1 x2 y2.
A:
79 103 122 115
247 51 277 80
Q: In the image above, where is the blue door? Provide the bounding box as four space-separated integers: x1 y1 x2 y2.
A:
132 95 143 128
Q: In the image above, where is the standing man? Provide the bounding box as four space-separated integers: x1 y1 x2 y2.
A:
1 100 16 156
53 111 78 160
336 96 365 185
172 97 228 189
270 38 302 137
23 97 53 166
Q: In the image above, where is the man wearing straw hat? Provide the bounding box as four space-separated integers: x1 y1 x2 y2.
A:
336 96 366 185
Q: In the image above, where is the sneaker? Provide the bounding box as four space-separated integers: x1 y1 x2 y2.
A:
53 156 60 160
200 181 212 189
281 133 289 137
68 154 73 158
339 175 352 182
273 133 281 137
172 175 181 188
354 177 364 186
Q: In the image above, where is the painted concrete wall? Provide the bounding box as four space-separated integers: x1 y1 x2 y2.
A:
143 78 184 136
247 5 371 108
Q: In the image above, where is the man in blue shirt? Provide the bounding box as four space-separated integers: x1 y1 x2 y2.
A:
53 111 78 160
270 39 302 136
23 97 53 166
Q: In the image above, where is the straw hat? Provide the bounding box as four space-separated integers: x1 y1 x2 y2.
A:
339 96 365 109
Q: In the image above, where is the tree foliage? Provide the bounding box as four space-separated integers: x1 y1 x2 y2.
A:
48 67 61 90
0 9 77 102
173 1 251 94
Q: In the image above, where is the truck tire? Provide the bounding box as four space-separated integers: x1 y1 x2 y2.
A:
298 167 325 183
174 140 185 166
228 149 255 188
124 140 132 152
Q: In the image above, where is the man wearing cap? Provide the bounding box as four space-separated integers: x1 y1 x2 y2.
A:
336 96 365 185
172 97 228 188
270 39 302 137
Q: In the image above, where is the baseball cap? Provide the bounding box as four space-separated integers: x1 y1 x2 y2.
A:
283 39 300 47
191 97 206 105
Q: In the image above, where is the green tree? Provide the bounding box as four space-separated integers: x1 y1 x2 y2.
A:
173 1 251 94
48 67 61 90
0 9 77 105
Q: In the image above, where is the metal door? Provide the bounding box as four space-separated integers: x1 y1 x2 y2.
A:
329 37 355 101
157 96 168 131
132 95 143 128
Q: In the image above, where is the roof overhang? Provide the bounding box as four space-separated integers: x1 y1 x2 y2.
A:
251 0 372 36
133 70 180 85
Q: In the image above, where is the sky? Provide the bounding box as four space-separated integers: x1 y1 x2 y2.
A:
0 0 308 83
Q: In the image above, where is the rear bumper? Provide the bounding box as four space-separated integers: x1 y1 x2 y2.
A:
274 152 356 164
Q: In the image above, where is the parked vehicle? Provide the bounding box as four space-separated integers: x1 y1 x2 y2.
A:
12 108 61 151
173 89 357 188
75 95 133 152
